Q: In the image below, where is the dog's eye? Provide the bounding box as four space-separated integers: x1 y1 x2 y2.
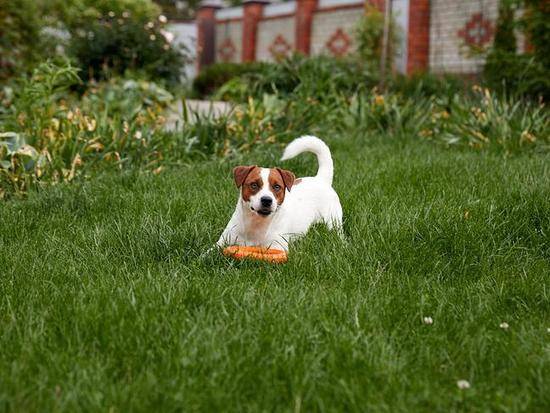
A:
273 184 281 191
250 183 259 190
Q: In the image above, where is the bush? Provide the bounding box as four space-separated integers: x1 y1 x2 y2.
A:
347 86 549 153
202 55 376 102
0 0 45 81
0 62 175 199
247 55 375 98
69 13 188 84
192 62 266 98
523 0 550 71
483 0 550 101
0 0 185 85
40 0 160 29
389 72 467 99
354 4 399 73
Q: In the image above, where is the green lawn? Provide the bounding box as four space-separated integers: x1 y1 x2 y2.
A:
1 134 549 412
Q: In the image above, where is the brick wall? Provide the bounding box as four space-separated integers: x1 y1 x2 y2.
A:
257 17 296 62
311 6 363 56
197 0 516 77
215 20 243 63
430 0 499 74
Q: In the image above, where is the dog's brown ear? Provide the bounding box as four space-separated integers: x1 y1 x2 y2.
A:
233 165 256 187
276 168 295 192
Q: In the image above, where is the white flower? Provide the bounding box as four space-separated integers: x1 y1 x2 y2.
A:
149 34 156 41
146 21 155 29
499 322 509 330
547 327 550 333
457 380 470 389
122 11 130 18
422 316 433 325
108 11 115 18
158 15 168 24
160 29 174 43
134 131 142 140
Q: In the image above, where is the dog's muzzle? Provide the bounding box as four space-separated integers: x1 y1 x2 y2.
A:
252 196 275 216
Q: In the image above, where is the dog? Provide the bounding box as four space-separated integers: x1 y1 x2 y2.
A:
217 135 343 251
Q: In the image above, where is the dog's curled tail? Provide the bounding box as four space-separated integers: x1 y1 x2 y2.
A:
281 135 333 184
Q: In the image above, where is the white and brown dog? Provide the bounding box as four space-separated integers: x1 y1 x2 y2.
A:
217 135 343 251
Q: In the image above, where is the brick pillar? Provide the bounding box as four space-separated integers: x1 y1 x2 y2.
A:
242 0 269 62
407 0 430 74
197 0 222 71
295 0 318 55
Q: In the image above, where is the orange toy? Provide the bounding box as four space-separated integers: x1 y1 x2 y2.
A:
223 245 288 263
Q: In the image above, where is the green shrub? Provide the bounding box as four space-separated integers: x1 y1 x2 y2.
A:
248 55 374 98
39 0 160 29
0 62 174 199
483 0 550 101
354 4 399 73
0 0 45 81
69 13 188 84
523 0 550 71
389 72 467 99
192 62 266 98
0 0 181 85
347 86 549 153
194 55 375 101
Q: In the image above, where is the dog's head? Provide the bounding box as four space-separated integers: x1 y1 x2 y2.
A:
233 165 295 217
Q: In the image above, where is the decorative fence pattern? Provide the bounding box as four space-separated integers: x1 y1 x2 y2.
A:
196 0 524 76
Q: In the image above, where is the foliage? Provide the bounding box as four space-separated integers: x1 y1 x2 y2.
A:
483 0 550 101
68 12 187 84
523 0 550 71
245 55 374 99
347 86 549 153
0 0 184 85
192 62 267 98
2 56 548 200
39 0 160 29
493 0 517 54
194 56 375 101
354 5 398 73
389 72 467 100
0 62 174 199
0 0 46 81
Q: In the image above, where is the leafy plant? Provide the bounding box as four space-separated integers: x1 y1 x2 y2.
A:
0 0 45 81
192 62 266 98
483 0 550 101
39 0 160 29
69 13 188 84
354 5 399 73
0 61 175 199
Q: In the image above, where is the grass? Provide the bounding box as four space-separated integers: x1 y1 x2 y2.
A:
1 133 549 412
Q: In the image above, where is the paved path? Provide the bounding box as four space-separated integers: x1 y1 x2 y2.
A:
165 99 232 130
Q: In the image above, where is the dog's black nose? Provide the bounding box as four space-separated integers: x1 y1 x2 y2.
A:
260 196 273 207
